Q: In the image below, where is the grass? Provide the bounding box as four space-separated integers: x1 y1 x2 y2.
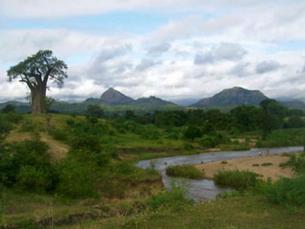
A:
214 170 260 191
281 153 305 174
257 128 305 147
61 195 305 229
2 113 305 228
267 175 305 206
166 165 204 179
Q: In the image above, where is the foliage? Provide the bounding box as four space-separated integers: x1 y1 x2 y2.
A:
166 165 204 179
257 128 305 147
0 140 57 192
56 155 98 198
267 175 305 206
281 153 305 174
214 170 260 191
48 127 67 141
183 126 202 140
86 104 104 118
147 186 193 210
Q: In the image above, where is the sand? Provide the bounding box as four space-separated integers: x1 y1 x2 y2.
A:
195 155 294 181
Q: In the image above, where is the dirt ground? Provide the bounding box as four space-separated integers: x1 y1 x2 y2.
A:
6 131 69 161
195 155 294 181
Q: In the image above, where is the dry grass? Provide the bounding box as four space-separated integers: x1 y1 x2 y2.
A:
5 130 69 161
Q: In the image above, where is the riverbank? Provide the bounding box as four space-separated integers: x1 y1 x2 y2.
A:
195 154 294 181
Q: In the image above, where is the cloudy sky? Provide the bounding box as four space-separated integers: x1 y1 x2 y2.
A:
1 0 305 102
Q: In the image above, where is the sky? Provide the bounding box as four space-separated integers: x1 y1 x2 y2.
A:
1 0 305 102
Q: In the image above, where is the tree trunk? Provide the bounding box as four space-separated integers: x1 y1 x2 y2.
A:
31 86 47 114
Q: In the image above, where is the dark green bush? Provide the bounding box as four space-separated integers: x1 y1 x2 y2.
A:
0 140 57 192
48 128 67 141
184 126 202 140
214 170 259 191
281 153 305 174
56 157 98 198
147 186 192 210
267 175 305 206
166 165 204 179
17 165 56 192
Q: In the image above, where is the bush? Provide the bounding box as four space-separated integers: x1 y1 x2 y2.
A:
199 136 217 148
0 140 57 192
281 153 305 174
48 128 67 141
184 126 202 140
17 165 56 192
56 157 98 198
0 116 12 138
214 170 259 191
267 175 305 206
147 186 192 210
166 165 204 179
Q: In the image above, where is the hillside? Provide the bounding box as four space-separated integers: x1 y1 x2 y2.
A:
280 100 305 110
192 87 268 109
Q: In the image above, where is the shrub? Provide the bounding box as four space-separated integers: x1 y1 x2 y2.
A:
0 116 12 138
214 170 259 191
261 162 273 166
147 186 192 210
267 175 305 206
0 140 57 192
48 128 67 141
56 157 98 198
184 126 202 140
281 153 305 174
166 165 204 179
17 165 56 192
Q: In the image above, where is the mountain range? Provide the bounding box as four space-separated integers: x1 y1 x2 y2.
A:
1 87 305 113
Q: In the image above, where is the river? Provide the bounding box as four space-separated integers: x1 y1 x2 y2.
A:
137 146 303 202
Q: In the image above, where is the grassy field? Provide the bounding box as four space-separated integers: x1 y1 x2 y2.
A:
2 113 305 228
61 195 305 229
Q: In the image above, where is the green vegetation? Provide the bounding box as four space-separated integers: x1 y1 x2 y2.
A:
214 170 260 191
267 175 305 206
1 99 305 228
63 196 305 229
281 153 305 174
166 165 204 179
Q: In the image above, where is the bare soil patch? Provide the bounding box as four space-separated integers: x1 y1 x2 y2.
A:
195 155 294 181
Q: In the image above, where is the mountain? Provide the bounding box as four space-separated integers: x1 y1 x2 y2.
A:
84 88 179 110
0 101 31 113
192 87 268 109
100 88 134 105
134 96 177 108
172 98 200 106
280 100 305 110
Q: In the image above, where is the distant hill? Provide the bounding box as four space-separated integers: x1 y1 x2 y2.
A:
83 88 179 110
100 88 135 105
133 96 176 107
279 100 305 110
3 86 305 113
192 87 268 109
0 101 31 113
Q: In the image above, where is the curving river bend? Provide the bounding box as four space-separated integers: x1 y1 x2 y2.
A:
137 146 303 202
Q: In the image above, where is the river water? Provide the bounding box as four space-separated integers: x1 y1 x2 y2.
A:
137 146 303 202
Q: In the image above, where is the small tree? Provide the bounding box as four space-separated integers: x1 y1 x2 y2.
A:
184 126 202 141
7 50 67 114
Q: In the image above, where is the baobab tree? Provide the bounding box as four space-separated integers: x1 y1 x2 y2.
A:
7 50 67 114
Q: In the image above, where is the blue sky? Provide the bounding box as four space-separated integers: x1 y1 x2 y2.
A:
0 0 305 102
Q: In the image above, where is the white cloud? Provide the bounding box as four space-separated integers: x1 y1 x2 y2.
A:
2 1 305 102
